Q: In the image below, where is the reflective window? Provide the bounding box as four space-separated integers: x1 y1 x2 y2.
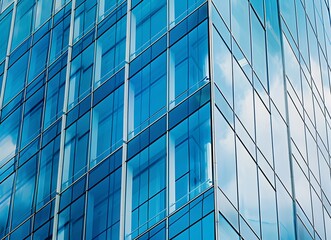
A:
21 88 44 148
54 0 69 12
11 157 37 229
126 136 166 238
3 52 29 105
130 0 166 57
86 168 121 240
231 0 250 61
213 27 233 107
236 138 260 235
73 0 97 42
169 104 212 210
43 68 66 129
98 0 124 21
169 0 204 25
251 10 267 89
94 16 126 86
28 33 50 83
36 136 60 210
0 10 12 62
215 109 237 205
0 108 21 165
34 0 53 29
50 13 71 62
11 0 34 50
62 113 90 189
128 52 167 138
68 44 94 109
90 85 124 166
58 195 85 239
169 21 209 107
0 174 14 238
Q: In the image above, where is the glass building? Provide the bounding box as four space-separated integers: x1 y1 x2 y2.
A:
0 0 330 239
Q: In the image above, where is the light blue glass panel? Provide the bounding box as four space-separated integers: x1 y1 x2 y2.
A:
90 86 124 166
86 169 121 240
94 16 126 86
128 53 167 138
11 157 37 229
213 27 233 107
277 180 295 240
126 136 166 238
43 68 65 129
28 33 50 83
1 0 13 12
0 9 12 62
34 0 53 29
21 88 44 148
0 173 14 238
68 44 94 109
236 138 260 236
130 0 166 57
62 113 90 189
251 10 267 89
231 0 250 61
259 172 278 240
0 108 21 165
169 104 212 210
215 109 237 206
36 136 60 210
170 21 209 107
50 13 71 62
3 52 29 105
11 0 34 50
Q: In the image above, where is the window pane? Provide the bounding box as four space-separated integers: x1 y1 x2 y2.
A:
11 0 34 50
94 16 126 86
169 21 209 107
12 157 37 229
50 13 71 62
34 0 53 29
170 0 204 25
130 0 166 57
73 0 97 42
68 44 94 109
0 10 12 62
3 52 29 105
86 169 121 240
128 53 167 138
98 0 124 21
43 68 66 129
169 104 212 210
0 174 14 238
21 88 44 148
90 85 124 166
28 33 50 83
62 113 90 189
36 136 60 210
0 108 21 165
126 136 166 238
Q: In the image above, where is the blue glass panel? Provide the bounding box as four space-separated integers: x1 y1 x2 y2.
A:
126 136 166 238
28 33 50 83
128 52 167 138
11 0 34 50
0 9 12 62
11 157 37 229
0 173 14 238
86 168 121 240
90 85 124 166
3 51 29 105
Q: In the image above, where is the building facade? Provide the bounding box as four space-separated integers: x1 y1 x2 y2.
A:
0 0 330 239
